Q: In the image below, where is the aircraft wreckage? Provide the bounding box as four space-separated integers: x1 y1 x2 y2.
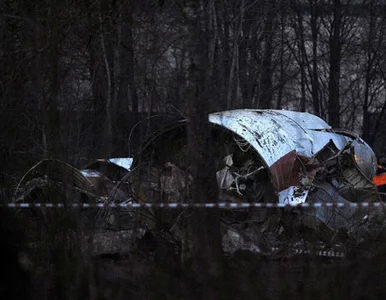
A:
15 109 386 258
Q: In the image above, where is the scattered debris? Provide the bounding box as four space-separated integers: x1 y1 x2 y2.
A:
83 157 132 181
131 109 385 257
14 110 386 259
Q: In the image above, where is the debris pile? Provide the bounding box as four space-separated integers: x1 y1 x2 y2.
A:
14 110 386 258
130 109 386 257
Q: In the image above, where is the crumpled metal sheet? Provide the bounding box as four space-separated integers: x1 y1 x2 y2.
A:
267 110 332 130
216 154 236 189
306 182 359 231
304 182 386 242
351 139 377 179
209 110 314 166
105 158 133 171
269 150 301 191
84 157 133 182
209 109 350 165
92 158 133 172
306 130 348 155
130 162 192 203
159 162 191 202
124 109 382 250
80 169 105 177
209 109 377 194
279 186 309 205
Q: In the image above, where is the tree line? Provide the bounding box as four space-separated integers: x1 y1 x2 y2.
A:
2 0 386 180
2 1 386 299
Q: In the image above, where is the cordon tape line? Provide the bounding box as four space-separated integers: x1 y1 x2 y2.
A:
1 201 386 208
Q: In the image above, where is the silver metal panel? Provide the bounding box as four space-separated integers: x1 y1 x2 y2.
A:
351 139 377 179
209 109 379 200
209 110 369 164
209 110 317 166
107 158 133 171
279 186 309 204
267 110 331 130
307 130 349 154
80 169 104 177
95 158 133 171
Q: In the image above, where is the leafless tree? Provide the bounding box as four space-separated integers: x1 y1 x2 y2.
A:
184 1 222 299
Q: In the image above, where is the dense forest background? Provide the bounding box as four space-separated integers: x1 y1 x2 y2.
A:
2 0 386 184
2 0 386 299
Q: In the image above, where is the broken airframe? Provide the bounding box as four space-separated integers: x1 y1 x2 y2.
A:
15 109 386 257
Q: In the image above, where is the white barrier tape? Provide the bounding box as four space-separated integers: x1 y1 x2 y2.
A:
1 201 385 208
294 249 345 258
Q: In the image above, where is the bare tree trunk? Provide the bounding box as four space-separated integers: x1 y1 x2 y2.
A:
184 0 222 299
294 0 307 112
206 0 217 80
87 4 107 152
310 0 321 115
226 0 244 109
118 0 138 114
117 0 139 151
363 0 376 143
259 0 276 109
117 9 129 111
300 62 306 112
218 2 230 110
45 39 63 159
240 2 254 109
277 4 286 109
43 2 63 159
371 94 386 147
99 2 113 157
328 0 342 128
369 13 386 146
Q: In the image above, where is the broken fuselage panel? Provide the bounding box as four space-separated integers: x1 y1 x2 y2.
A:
133 109 381 237
209 109 377 194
